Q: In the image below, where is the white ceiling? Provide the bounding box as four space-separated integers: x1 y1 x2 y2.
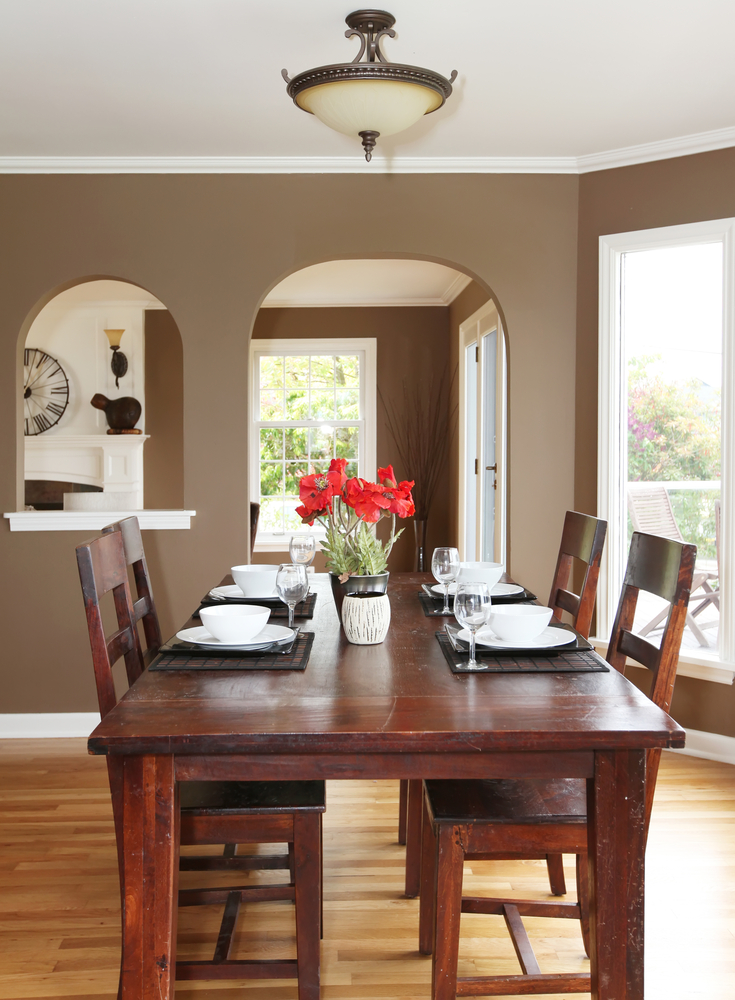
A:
262 260 470 307
1 0 735 171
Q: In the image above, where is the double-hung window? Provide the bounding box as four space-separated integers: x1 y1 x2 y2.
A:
250 338 377 549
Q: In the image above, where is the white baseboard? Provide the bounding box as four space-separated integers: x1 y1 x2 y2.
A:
673 727 735 765
0 713 101 738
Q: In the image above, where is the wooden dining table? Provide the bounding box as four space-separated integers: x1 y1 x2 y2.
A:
88 572 685 1000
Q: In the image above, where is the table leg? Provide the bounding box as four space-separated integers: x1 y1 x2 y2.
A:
588 749 646 1000
404 778 423 897
120 754 179 1000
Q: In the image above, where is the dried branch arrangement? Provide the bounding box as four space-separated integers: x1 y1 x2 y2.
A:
379 368 458 521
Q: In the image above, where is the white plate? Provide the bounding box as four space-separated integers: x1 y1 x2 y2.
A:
456 625 577 650
432 582 523 598
210 584 278 600
491 583 525 597
176 624 294 649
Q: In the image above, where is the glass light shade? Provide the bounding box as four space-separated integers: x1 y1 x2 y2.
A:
104 328 125 349
296 79 442 137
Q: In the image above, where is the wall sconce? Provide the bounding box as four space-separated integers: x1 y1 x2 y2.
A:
104 328 128 389
283 9 457 162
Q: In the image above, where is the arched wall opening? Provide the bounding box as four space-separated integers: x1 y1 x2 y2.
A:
18 278 184 513
247 257 509 573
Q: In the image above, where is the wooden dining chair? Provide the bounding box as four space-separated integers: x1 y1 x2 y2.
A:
418 531 696 999
76 529 324 998
101 516 162 664
547 510 607 639
401 510 607 898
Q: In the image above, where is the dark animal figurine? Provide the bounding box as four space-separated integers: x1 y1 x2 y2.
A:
91 393 142 431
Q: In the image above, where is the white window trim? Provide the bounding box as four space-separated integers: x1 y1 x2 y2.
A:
598 218 735 683
249 337 377 552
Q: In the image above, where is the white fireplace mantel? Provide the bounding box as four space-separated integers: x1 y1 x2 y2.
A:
25 433 150 508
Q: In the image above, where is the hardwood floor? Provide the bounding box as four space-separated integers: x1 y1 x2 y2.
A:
0 740 733 999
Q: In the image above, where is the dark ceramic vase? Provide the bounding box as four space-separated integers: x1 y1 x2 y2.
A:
91 393 142 430
329 572 390 621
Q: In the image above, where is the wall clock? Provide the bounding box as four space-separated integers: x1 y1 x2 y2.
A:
23 348 70 436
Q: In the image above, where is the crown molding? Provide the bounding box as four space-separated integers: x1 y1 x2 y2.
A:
576 125 735 173
0 126 734 175
262 272 472 309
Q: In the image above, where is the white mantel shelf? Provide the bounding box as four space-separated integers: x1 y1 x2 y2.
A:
4 510 196 531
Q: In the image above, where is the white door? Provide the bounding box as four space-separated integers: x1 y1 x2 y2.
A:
459 302 507 563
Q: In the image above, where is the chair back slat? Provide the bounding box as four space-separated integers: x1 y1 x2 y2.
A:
103 516 162 658
76 531 145 719
606 530 696 837
547 511 607 638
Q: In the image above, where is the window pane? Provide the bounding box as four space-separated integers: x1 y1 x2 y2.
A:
310 356 335 387
260 389 283 420
260 427 284 460
345 460 358 478
285 427 308 460
285 356 309 387
259 356 284 389
309 426 334 460
623 242 722 650
259 497 284 533
286 390 308 420
310 390 334 420
259 462 283 496
335 388 359 419
285 462 306 494
335 426 359 459
336 355 359 387
284 502 305 533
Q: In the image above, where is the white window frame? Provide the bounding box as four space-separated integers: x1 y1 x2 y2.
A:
598 219 735 684
249 338 377 552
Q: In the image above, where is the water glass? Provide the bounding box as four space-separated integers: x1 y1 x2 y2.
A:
432 546 461 614
453 582 491 670
289 534 317 567
276 563 308 628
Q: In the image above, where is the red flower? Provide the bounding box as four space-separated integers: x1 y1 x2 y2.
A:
344 477 391 523
327 457 348 491
295 504 320 525
299 472 337 514
382 479 415 518
378 464 396 487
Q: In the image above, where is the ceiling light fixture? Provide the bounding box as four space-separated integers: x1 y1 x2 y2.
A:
282 9 457 162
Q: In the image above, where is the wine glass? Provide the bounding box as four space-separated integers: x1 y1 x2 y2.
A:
432 546 461 614
276 563 309 629
453 582 491 670
289 534 317 568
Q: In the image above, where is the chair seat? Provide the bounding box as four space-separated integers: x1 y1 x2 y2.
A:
180 779 326 814
424 778 587 826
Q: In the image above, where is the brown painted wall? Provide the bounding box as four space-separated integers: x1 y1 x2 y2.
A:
252 306 452 573
144 310 184 510
576 146 735 737
0 172 579 713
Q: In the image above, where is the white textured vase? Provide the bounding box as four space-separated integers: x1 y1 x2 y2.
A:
341 592 391 645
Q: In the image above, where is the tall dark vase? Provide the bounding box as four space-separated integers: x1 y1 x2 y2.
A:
413 519 428 572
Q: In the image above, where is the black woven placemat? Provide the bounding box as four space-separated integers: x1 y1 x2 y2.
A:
195 592 317 620
149 631 314 671
418 589 537 617
435 630 607 674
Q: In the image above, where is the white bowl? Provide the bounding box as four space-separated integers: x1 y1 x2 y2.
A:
231 564 278 597
457 561 504 590
486 605 553 643
199 604 271 644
